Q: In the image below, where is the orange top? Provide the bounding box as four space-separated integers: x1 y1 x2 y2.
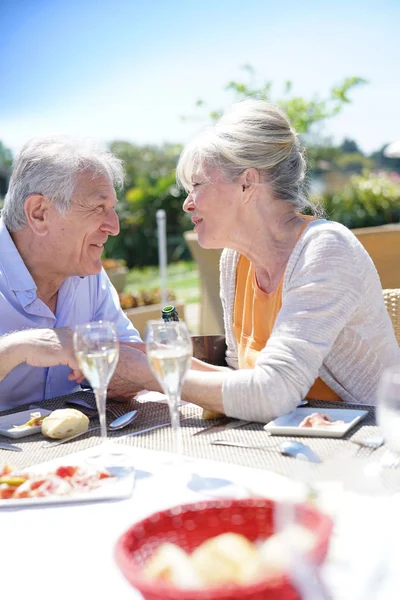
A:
233 216 341 402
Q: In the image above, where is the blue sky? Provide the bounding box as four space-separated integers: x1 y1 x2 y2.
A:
1 0 399 155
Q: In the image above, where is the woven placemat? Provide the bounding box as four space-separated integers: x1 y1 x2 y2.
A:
1 393 399 492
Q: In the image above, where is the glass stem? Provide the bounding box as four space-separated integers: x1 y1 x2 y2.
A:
95 387 108 444
168 393 182 456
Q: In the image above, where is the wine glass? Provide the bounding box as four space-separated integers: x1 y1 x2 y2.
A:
377 364 400 464
73 321 122 467
145 320 192 460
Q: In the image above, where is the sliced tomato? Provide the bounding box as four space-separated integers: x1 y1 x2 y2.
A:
56 466 78 478
0 487 15 499
31 479 46 491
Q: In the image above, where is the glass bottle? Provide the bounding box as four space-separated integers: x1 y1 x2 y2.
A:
161 305 179 322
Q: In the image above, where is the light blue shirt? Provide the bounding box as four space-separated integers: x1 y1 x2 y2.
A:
0 218 141 409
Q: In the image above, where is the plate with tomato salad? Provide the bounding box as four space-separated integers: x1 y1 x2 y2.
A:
0 462 135 508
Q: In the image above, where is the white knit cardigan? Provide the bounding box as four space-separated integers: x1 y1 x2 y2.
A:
220 219 400 423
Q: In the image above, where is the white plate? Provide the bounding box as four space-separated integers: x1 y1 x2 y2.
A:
0 458 136 508
264 407 368 438
0 408 52 439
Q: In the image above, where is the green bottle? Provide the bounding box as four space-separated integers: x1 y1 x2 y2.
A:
161 305 179 322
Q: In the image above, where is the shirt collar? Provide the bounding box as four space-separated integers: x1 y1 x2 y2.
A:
0 217 37 293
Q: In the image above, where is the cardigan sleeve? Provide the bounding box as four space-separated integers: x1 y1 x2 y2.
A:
221 226 367 422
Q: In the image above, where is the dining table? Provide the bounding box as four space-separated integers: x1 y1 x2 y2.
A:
1 391 400 600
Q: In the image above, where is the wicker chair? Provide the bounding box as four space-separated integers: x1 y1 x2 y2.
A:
383 288 400 346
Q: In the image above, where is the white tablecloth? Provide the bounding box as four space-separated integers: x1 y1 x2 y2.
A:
1 444 399 600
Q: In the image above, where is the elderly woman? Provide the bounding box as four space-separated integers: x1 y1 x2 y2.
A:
174 99 399 423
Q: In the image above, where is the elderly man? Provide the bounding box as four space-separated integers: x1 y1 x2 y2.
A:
0 135 154 409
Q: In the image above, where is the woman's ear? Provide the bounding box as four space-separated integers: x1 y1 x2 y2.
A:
241 168 260 190
240 168 260 196
24 194 50 236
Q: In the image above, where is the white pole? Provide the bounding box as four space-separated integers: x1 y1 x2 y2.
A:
156 209 167 306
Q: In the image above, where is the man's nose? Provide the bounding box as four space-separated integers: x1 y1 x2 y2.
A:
183 192 194 213
101 208 120 236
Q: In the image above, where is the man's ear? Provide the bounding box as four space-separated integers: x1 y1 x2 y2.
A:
24 194 50 236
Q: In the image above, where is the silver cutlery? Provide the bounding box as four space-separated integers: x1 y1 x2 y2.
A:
0 441 22 452
107 410 138 431
120 415 193 438
120 423 171 438
280 440 322 463
211 439 322 463
42 426 101 447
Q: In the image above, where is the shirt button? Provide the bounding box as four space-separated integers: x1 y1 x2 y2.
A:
27 291 34 299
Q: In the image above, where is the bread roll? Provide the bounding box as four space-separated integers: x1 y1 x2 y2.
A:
41 408 89 439
191 533 263 585
144 543 202 588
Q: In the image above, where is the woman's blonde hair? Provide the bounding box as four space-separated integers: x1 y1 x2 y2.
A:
177 99 316 213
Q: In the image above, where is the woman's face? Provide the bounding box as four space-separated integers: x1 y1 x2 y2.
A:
182 166 242 249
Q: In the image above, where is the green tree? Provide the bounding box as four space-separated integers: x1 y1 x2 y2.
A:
193 65 366 134
106 142 189 267
340 138 361 154
190 66 367 171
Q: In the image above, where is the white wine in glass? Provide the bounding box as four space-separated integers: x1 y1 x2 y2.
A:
74 321 121 466
146 320 192 457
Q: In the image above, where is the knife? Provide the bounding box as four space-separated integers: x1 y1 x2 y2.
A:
119 415 193 439
0 442 23 452
120 423 171 438
192 418 252 436
42 426 100 448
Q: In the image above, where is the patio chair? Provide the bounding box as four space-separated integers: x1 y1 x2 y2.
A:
383 288 400 346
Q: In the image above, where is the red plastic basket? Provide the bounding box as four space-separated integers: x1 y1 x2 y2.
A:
115 498 332 600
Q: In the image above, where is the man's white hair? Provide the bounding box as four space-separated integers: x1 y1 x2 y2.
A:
2 135 124 231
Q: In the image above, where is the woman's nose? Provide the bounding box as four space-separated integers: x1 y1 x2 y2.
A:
183 192 194 213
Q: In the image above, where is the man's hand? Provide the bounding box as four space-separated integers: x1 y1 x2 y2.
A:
0 327 85 382
23 328 85 382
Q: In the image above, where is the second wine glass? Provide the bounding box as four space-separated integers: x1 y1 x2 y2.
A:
145 320 192 458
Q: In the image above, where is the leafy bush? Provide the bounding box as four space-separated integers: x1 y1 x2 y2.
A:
315 171 400 229
104 142 190 268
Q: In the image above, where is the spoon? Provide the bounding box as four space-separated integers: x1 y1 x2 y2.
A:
211 439 322 463
280 440 322 463
107 410 139 431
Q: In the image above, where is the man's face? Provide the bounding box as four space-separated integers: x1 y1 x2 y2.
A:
46 171 119 278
